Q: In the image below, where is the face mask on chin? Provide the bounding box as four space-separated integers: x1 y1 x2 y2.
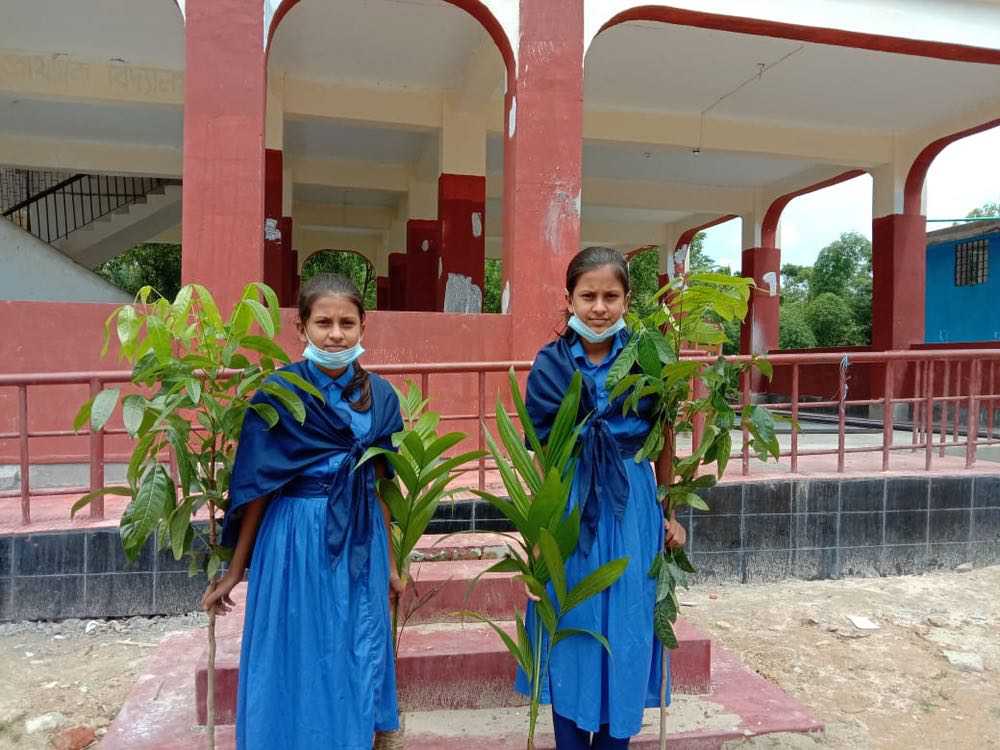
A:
302 334 365 369
567 314 626 344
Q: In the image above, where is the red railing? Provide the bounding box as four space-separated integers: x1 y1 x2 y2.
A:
3 349 1000 526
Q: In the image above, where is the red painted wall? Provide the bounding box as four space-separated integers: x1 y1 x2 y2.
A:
871 214 926 352
263 149 284 298
388 253 407 311
0 302 516 463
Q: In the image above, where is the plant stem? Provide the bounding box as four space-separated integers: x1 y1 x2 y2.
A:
659 647 668 750
528 615 543 750
206 511 218 750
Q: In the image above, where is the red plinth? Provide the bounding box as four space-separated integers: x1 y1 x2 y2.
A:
438 173 487 307
406 219 443 312
740 246 781 357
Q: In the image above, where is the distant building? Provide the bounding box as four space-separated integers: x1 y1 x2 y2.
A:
925 220 1000 343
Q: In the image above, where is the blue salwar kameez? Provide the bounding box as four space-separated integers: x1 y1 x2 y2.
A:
516 332 668 742
226 361 401 750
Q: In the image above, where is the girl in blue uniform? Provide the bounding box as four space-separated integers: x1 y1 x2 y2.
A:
202 273 405 750
517 246 687 749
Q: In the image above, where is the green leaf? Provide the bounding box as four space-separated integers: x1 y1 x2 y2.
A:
120 466 174 562
121 395 145 437
538 528 566 609
90 388 120 431
637 334 661 377
185 378 202 406
423 432 466 464
653 600 679 648
169 499 193 560
607 336 638 387
273 369 324 400
260 383 307 424
552 627 613 655
206 553 222 581
455 611 529 673
672 546 697 575
244 298 276 338
508 368 544 458
752 356 773 380
545 372 583 470
70 486 132 518
250 402 279 428
241 335 291 364
73 399 93 433
563 557 629 614
116 305 138 348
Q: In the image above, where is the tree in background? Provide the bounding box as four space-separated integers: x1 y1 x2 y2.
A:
95 243 181 302
804 292 858 347
779 304 817 349
483 257 503 314
780 263 812 305
301 250 376 309
966 201 1000 219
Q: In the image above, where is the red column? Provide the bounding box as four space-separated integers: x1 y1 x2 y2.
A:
181 0 266 310
376 276 390 310
438 173 486 309
388 252 407 311
406 219 442 312
278 216 295 306
263 149 283 297
871 213 926 350
504 0 584 357
740 247 781 356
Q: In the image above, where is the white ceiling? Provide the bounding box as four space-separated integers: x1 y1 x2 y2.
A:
268 0 490 90
585 21 1000 132
293 184 401 209
0 0 184 69
284 118 434 163
0 94 182 146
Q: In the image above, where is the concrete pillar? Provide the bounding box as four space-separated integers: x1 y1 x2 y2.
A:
871 160 926 351
406 219 441 312
264 148 284 299
504 0 584 357
437 174 486 310
388 252 407 311
181 0 266 309
740 202 780 358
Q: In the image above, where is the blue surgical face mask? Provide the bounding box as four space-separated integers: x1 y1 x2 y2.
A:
303 334 365 370
567 314 626 344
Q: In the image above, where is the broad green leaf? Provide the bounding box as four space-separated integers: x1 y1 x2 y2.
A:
653 600 679 648
423 432 466 464
206 553 222 581
637 335 660 377
508 368 544 458
672 546 696 575
244 298 276 338
260 382 307 424
116 305 138 348
250 402 279 428
607 336 638 387
274 369 324 400
70 486 132 518
495 402 541 494
90 388 120 431
73 399 93 433
169 499 193 560
185 378 202 406
242 335 291 364
455 611 529 673
563 557 629 615
120 466 174 562
122 395 145 437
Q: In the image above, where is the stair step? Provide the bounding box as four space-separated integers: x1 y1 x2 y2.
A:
104 624 821 750
196 609 711 724
404 557 524 622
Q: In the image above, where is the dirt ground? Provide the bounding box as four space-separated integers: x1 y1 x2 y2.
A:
0 566 997 750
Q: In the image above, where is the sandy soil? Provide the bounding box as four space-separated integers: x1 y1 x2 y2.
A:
0 566 996 749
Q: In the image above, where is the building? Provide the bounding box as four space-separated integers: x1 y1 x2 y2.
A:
925 220 1000 344
0 0 999 374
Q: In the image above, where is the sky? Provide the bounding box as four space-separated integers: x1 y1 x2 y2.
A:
700 126 1000 270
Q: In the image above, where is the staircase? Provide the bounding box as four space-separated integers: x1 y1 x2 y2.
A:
1 170 181 268
102 532 823 749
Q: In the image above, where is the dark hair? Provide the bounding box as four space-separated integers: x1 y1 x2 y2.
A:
566 246 630 296
297 273 371 412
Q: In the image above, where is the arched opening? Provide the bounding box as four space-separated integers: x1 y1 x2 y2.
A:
264 0 512 315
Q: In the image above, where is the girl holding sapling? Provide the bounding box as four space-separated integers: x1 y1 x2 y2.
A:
518 246 687 749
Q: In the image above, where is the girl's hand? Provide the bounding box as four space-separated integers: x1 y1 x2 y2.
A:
389 571 408 603
666 517 687 549
201 574 239 616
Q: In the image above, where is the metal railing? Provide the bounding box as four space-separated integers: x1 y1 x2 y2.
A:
3 349 1000 526
2 173 169 245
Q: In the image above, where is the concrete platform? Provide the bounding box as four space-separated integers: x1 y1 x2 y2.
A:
104 622 819 750
192 580 713 724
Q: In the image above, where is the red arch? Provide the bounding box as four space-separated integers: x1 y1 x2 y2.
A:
903 118 1000 216
598 6 1000 65
761 170 866 248
267 0 515 82
675 214 738 251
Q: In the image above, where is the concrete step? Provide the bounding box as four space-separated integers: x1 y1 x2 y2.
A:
104 626 821 750
194 585 712 724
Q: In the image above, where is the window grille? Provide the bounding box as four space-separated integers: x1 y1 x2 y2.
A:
954 239 988 287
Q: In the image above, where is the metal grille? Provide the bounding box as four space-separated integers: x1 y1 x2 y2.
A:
954 239 988 287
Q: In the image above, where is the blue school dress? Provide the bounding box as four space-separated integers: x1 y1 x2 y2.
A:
227 361 401 750
516 331 668 740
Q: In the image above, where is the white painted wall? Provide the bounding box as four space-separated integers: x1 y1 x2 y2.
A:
584 0 1000 56
0 219 129 302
